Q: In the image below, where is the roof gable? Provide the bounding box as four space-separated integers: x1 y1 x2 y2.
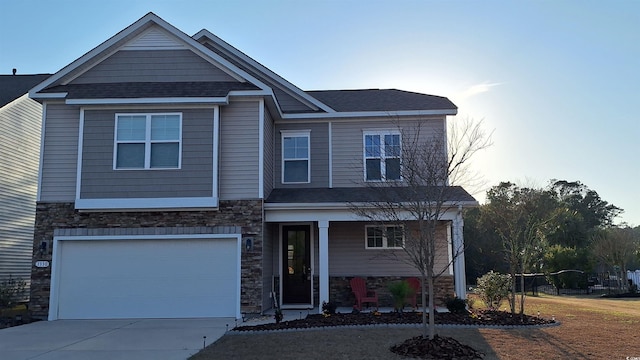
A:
121 26 186 50
28 13 457 116
30 13 272 100
193 30 335 114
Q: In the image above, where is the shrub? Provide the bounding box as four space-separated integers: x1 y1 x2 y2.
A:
322 301 337 315
476 271 511 310
388 280 411 312
466 296 476 310
0 276 27 309
445 296 467 313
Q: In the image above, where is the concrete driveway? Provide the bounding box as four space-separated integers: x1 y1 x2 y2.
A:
0 318 235 360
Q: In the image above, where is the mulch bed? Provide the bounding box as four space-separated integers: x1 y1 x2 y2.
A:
234 309 555 332
233 310 554 359
0 315 34 329
390 334 485 360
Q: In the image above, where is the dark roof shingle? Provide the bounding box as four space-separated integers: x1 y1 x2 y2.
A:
266 186 476 204
306 89 457 112
0 74 51 107
41 81 260 99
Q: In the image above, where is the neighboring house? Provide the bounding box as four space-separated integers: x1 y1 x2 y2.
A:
28 13 476 321
0 73 50 288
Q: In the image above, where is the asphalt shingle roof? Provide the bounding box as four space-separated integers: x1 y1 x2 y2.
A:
41 81 260 99
266 186 476 204
0 74 50 107
306 89 457 112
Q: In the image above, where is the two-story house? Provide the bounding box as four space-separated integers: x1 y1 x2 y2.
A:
28 13 476 320
0 72 50 289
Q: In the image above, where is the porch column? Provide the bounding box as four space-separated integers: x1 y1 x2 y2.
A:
452 208 467 299
318 220 329 313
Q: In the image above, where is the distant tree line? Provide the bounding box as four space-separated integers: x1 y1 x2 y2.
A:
465 180 639 304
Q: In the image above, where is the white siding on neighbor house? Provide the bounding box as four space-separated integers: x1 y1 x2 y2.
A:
331 117 446 187
71 50 238 84
39 103 80 201
219 101 260 200
328 221 450 277
0 95 41 282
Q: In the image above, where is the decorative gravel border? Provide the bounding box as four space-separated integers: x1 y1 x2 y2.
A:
227 320 561 335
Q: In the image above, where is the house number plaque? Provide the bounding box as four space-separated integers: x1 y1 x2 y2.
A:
35 261 50 268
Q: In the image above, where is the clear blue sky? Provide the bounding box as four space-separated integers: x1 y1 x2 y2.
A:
1 0 638 225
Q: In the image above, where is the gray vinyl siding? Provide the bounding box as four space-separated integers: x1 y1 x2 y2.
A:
80 109 214 199
331 117 446 187
219 101 259 200
263 108 274 197
71 50 238 84
274 122 329 188
39 103 80 201
262 223 275 311
328 221 450 277
0 96 41 282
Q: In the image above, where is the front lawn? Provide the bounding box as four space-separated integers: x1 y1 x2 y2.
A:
190 294 640 359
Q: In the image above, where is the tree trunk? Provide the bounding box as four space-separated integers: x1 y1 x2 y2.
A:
421 274 428 338
427 273 435 340
509 266 516 314
519 265 526 319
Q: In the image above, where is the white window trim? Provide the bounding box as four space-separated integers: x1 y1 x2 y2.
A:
113 112 182 170
362 130 402 182
365 225 405 249
281 130 311 184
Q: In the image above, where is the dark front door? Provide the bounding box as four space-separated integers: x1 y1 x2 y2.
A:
282 225 312 304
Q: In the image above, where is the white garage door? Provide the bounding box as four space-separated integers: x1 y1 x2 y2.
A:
53 237 239 319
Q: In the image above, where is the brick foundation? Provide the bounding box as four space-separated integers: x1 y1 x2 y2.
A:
30 200 264 319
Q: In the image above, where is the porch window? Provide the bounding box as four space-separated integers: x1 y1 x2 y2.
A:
114 113 181 169
363 131 401 181
365 225 404 249
281 130 310 183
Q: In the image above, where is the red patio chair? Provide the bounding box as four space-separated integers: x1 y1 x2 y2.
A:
406 277 421 309
350 277 379 311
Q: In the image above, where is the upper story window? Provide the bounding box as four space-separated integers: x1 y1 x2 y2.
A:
281 130 310 183
365 225 404 249
114 113 181 169
363 131 401 181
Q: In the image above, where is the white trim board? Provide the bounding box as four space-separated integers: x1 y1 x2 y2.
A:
75 197 219 211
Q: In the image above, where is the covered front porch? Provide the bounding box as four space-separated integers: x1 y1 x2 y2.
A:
263 201 469 314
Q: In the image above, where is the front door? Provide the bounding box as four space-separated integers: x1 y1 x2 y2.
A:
282 225 312 305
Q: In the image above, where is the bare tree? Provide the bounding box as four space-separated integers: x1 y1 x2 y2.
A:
592 227 639 290
482 183 557 316
350 117 490 340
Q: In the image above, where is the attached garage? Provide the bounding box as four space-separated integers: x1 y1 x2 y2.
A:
48 234 241 320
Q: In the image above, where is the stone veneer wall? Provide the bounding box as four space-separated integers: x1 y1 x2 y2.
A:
30 200 263 319
329 276 455 308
